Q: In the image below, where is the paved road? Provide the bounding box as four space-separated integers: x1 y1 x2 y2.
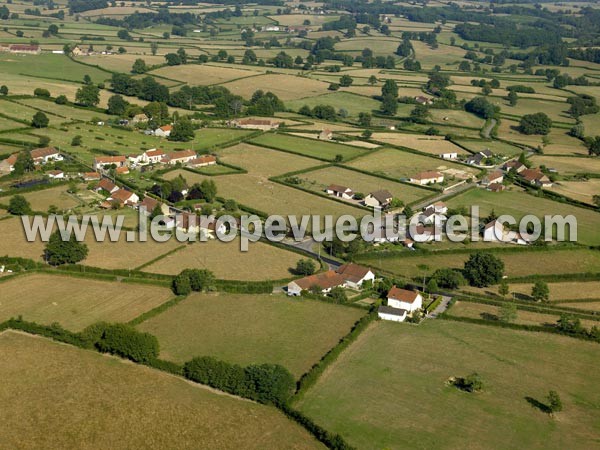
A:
426 295 452 318
285 237 341 270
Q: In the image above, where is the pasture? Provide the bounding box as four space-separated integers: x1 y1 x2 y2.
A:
295 320 600 449
0 274 173 331
299 165 432 205
455 139 523 157
142 238 304 280
462 281 600 302
530 155 600 176
496 119 588 155
355 248 600 279
287 92 381 117
150 63 259 85
364 132 470 157
445 188 600 246
137 292 366 378
548 179 600 205
220 73 331 101
18 185 82 212
250 133 368 161
0 332 320 449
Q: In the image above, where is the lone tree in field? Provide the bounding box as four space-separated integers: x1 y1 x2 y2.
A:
0 85 8 96
547 390 563 414
7 195 32 215
520 112 552 135
498 280 510 299
44 230 89 266
463 252 504 287
531 281 550 302
75 83 100 107
31 111 49 128
295 258 316 276
453 372 484 392
499 302 517 323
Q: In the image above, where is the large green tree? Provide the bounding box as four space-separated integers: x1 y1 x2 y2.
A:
44 231 89 266
463 252 505 287
520 112 552 135
169 117 195 142
75 83 100 107
31 111 49 128
7 195 32 215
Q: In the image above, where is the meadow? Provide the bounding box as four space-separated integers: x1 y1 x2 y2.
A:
295 320 600 449
446 188 600 246
0 274 173 331
150 63 260 85
455 139 523 157
530 155 600 175
142 238 304 280
287 92 381 117
137 292 366 378
0 332 321 449
462 281 600 302
17 185 82 212
361 132 471 157
250 133 369 161
220 73 331 101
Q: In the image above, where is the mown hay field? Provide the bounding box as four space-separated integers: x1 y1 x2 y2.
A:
295 320 600 449
220 73 331 101
360 132 471 157
80 54 166 73
137 292 366 378
0 332 321 449
143 238 304 280
287 91 381 117
461 281 600 301
0 274 173 331
530 155 600 175
150 63 260 85
548 179 600 205
455 139 523 157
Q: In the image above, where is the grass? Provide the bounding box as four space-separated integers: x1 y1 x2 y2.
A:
362 132 471 157
356 247 600 279
298 165 432 204
150 63 260 85
455 139 523 157
445 188 600 246
0 331 321 449
137 292 366 378
0 274 173 331
287 92 381 117
346 147 478 180
547 179 600 205
496 119 588 155
530 155 600 176
17 97 112 122
142 238 304 280
250 133 368 161
462 281 600 302
17 185 82 212
220 73 331 101
295 320 600 449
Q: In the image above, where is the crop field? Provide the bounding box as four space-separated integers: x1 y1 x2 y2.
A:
250 133 369 161
455 139 523 156
0 274 173 331
346 147 478 180
447 301 599 330
445 188 600 246
355 248 600 280
143 238 304 280
461 281 600 302
137 292 366 378
150 63 260 85
163 169 364 221
299 166 432 205
220 73 331 101
287 92 381 117
0 332 320 449
295 320 600 449
216 143 322 177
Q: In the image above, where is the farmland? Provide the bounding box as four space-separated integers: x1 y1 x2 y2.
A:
142 238 304 280
137 292 366 378
0 332 321 449
295 320 600 449
0 274 173 331
220 73 331 101
287 92 382 117
462 281 600 301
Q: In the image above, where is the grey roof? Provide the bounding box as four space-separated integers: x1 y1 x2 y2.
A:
378 305 408 316
369 190 393 204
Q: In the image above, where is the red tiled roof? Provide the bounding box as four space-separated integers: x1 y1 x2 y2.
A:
387 286 420 303
293 270 345 291
97 178 117 192
336 263 372 284
30 147 59 159
95 155 126 164
109 189 135 203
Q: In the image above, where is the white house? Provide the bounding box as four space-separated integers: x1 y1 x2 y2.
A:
46 170 64 180
364 190 393 209
145 148 166 164
481 171 504 186
483 219 505 242
326 184 353 200
425 201 448 215
93 155 127 171
336 263 375 289
387 286 423 312
377 305 408 322
439 151 458 160
108 189 139 206
31 147 63 165
163 149 197 165
154 125 172 138
410 171 444 185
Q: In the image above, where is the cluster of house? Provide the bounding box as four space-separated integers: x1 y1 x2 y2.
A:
0 44 41 55
287 263 375 296
0 147 64 174
464 149 494 166
93 149 216 173
377 286 424 322
326 184 395 209
502 160 552 188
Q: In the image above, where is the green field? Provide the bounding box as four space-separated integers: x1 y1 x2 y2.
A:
250 133 368 161
0 331 321 449
287 92 382 117
446 188 600 246
138 293 366 378
295 320 600 449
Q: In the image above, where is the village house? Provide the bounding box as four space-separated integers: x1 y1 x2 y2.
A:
419 207 447 226
439 151 458 160
46 170 64 180
95 178 119 194
108 188 139 206
131 113 149 124
93 155 127 171
318 129 333 140
82 172 101 182
116 166 130 175
414 95 433 105
465 153 484 166
162 149 197 165
378 286 423 322
336 263 375 289
481 170 504 187
483 219 505 242
71 45 89 57
30 147 63 165
154 125 172 138
229 118 281 131
326 184 353 200
145 148 166 164
425 201 448 215
502 160 526 173
138 196 170 216
0 154 18 173
189 155 217 168
520 168 553 188
410 171 444 185
364 190 393 209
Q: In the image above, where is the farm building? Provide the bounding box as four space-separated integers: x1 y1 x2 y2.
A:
502 160 526 173
46 170 64 180
481 171 504 186
364 190 393 209
189 155 217 167
319 129 333 140
410 171 444 185
163 150 197 165
82 172 101 181
229 118 281 131
108 189 139 206
520 169 552 188
0 154 18 173
377 305 408 322
336 263 375 289
31 147 63 165
0 44 41 54
326 184 353 200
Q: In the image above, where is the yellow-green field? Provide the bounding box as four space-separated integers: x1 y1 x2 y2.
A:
0 332 321 449
137 292 366 378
